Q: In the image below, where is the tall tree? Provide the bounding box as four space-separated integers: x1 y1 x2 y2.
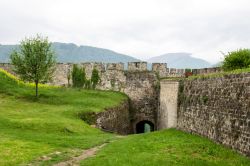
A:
10 35 56 97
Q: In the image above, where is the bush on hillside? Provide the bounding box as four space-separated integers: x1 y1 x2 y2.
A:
222 49 250 71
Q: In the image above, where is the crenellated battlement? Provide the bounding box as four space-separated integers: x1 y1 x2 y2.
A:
128 62 147 71
106 63 124 71
0 62 223 82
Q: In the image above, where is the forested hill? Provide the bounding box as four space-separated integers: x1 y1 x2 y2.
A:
0 42 140 63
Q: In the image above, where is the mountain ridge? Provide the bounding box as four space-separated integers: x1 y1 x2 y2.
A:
0 42 140 63
147 53 211 69
0 43 212 68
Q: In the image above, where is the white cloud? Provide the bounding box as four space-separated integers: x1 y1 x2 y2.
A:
0 0 250 63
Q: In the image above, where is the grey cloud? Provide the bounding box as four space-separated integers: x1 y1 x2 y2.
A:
0 0 249 63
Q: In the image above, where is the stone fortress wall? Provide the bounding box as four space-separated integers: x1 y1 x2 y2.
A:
34 62 223 134
158 74 250 157
0 62 222 86
177 73 250 157
1 62 249 156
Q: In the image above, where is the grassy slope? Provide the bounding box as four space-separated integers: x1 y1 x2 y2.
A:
0 69 127 165
81 129 250 166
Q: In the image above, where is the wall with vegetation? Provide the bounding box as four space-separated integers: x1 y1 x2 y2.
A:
96 100 131 134
0 62 160 133
178 73 250 157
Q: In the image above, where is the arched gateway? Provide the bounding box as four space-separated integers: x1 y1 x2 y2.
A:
136 120 155 133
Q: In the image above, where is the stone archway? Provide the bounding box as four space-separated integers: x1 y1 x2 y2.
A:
135 120 155 134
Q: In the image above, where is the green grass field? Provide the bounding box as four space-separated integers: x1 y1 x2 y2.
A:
81 129 250 166
0 69 249 166
0 69 127 165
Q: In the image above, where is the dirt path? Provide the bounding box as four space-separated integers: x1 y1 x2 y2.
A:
47 136 127 166
53 143 107 166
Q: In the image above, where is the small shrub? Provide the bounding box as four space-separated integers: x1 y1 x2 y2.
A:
222 49 250 71
178 80 185 107
200 96 209 104
72 65 86 88
77 112 96 125
185 68 192 77
91 68 100 89
154 72 161 91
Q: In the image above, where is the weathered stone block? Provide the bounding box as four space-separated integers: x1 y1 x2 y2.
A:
128 62 147 71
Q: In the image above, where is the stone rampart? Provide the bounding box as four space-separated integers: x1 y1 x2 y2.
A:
96 100 131 135
178 73 250 157
192 67 222 75
1 62 225 85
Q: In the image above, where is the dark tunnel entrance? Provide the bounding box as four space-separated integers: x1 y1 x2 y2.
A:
136 120 155 134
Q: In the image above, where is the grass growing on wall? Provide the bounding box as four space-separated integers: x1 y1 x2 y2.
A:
187 68 250 80
160 68 250 81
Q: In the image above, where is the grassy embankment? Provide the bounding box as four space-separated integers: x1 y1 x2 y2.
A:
0 69 127 165
81 129 250 166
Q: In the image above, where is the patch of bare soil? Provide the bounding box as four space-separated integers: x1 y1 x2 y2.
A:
53 143 107 166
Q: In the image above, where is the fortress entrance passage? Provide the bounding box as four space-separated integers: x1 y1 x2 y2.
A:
136 120 154 133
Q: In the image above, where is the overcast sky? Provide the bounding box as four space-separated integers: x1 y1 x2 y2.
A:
0 0 250 63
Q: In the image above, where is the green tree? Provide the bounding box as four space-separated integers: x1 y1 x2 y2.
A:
72 64 86 88
91 68 100 89
222 49 250 71
10 35 56 97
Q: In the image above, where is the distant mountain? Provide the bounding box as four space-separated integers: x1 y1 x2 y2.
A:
147 53 211 69
0 44 19 62
212 61 223 67
0 42 140 64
